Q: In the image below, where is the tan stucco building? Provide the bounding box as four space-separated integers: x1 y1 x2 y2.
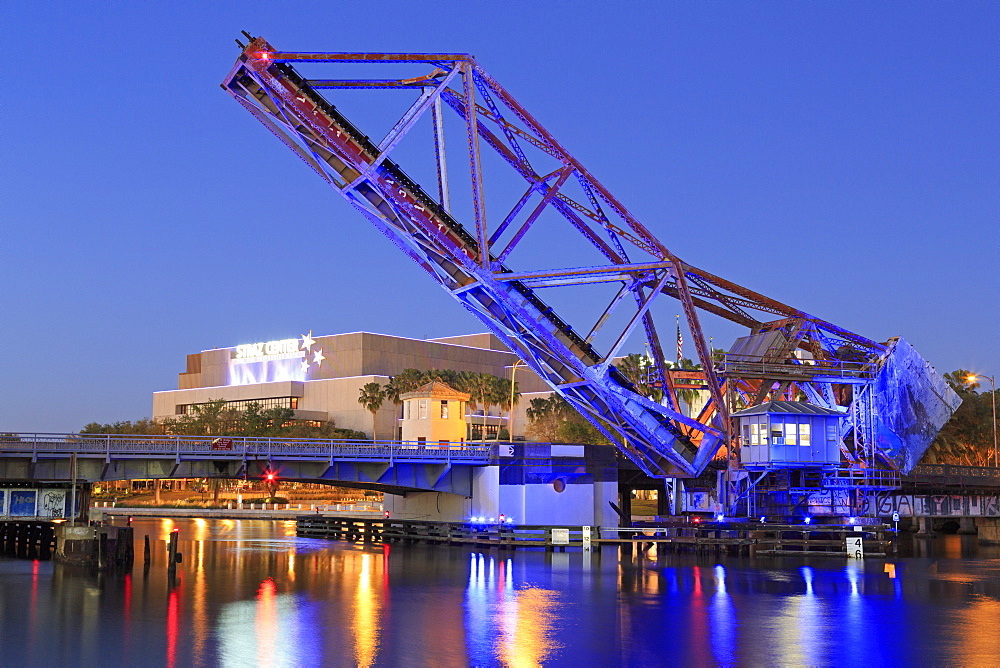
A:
152 331 552 439
399 381 470 445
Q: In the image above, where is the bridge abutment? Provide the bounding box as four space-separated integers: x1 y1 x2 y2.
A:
976 518 1000 544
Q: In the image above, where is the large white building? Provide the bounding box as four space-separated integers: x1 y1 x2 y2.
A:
152 331 552 440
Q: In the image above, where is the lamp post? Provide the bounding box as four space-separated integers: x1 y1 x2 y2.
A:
508 359 525 441
967 373 997 468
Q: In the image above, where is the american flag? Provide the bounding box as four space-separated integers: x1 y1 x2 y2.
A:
676 316 683 364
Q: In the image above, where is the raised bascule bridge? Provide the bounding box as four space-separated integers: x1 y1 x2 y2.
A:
218 35 961 518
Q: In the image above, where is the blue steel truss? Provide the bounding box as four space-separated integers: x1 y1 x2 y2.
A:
221 37 936 478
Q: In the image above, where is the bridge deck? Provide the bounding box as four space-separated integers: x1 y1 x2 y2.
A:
0 433 493 465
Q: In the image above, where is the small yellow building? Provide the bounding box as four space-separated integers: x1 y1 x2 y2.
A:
399 381 470 446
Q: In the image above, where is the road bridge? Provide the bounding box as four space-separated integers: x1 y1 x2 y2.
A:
0 433 619 527
0 433 491 496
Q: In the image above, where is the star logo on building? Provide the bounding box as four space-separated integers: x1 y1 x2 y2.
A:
298 329 326 377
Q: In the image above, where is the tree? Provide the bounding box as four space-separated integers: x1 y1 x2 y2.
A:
921 369 997 465
358 382 386 441
495 377 520 441
465 372 498 441
525 395 610 445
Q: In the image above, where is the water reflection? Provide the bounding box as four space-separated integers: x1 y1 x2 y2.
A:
2 520 1000 666
466 551 559 666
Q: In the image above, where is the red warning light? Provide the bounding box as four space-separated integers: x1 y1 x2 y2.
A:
258 52 270 60
266 473 276 481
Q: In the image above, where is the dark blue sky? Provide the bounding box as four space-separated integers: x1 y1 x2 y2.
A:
3 2 997 432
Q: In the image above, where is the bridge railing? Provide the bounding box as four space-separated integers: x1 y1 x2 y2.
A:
908 464 1000 482
0 433 493 462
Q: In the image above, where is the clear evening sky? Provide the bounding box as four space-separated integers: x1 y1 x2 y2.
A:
2 2 997 432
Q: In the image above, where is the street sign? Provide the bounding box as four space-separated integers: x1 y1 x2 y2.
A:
846 536 864 559
500 444 514 457
892 512 900 523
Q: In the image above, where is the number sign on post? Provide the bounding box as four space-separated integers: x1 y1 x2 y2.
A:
846 536 864 559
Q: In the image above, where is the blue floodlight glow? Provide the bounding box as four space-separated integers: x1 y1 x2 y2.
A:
716 514 725 522
804 516 812 525
505 517 514 524
760 516 766 523
849 517 858 524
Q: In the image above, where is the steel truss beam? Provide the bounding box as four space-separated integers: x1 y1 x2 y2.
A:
223 37 890 477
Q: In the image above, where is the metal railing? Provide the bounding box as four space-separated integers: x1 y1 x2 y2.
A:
716 353 876 381
0 433 493 463
908 464 1000 482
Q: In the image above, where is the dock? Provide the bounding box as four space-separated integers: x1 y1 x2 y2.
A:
297 517 894 557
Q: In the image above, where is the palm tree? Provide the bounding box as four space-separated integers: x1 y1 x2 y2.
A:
465 372 496 441
384 369 425 437
358 382 386 441
495 376 520 441
614 353 663 402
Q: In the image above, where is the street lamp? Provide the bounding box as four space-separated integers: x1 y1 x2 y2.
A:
966 373 997 468
508 359 525 441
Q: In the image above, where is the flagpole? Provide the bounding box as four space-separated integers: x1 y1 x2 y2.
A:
675 314 682 366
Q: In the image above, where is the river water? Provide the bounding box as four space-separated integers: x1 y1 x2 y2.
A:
1 518 999 667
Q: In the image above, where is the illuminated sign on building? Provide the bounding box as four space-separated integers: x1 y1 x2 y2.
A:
233 338 304 364
228 330 325 386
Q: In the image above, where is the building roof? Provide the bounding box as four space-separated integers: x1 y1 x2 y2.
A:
400 381 471 401
731 400 844 417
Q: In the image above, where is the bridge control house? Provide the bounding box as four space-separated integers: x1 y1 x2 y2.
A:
734 401 844 468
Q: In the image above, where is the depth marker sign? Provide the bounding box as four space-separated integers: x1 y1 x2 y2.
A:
846 536 864 559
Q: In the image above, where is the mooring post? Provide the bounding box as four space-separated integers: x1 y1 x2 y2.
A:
144 534 151 565
167 529 179 574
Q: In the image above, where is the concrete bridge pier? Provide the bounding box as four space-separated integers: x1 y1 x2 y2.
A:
915 516 935 538
958 516 978 535
382 462 618 528
976 518 1000 544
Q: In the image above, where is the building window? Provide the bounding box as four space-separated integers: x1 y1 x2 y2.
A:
405 401 411 420
417 437 426 445
799 422 811 446
177 397 297 415
440 400 449 419
750 423 759 446
827 421 838 444
784 423 798 446
418 399 428 419
770 419 783 444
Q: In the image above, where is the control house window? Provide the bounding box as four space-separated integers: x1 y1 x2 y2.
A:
440 400 449 419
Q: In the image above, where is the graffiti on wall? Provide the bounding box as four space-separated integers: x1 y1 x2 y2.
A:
8 490 37 517
1 488 70 519
39 491 66 518
863 493 1000 517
